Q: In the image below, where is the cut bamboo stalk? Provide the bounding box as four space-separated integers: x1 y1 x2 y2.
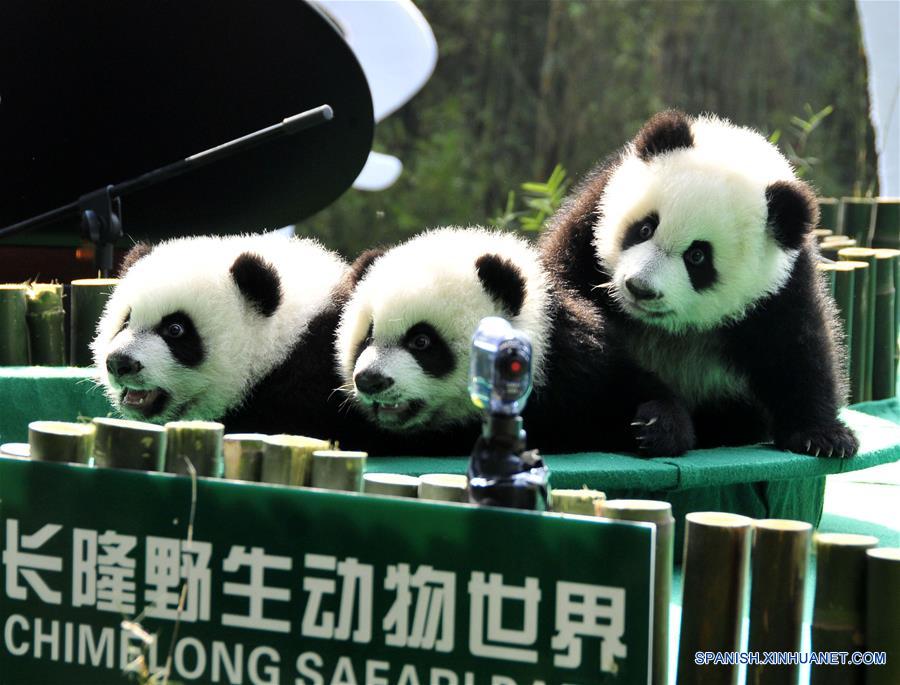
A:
0 442 31 459
92 417 167 471
261 435 329 486
837 259 871 402
0 285 30 365
601 500 673 685
28 420 95 464
865 548 900 685
829 263 857 374
222 433 266 482
311 449 366 492
840 248 879 401
164 420 224 477
70 278 118 366
814 228 834 243
871 198 899 250
820 237 858 261
872 250 899 400
551 488 606 515
363 473 420 498
816 262 838 295
818 197 840 233
747 519 812 685
677 512 752 685
811 533 878 685
840 197 876 246
418 473 468 502
25 283 66 366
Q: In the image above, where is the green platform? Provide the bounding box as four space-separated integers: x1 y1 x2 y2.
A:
1 367 899 551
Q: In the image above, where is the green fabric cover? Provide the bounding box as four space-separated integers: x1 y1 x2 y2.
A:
1 367 898 544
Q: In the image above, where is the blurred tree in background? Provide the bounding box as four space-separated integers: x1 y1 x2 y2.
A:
301 0 878 258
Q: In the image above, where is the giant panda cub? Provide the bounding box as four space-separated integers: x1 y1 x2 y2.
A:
540 110 858 458
93 233 354 438
336 227 694 456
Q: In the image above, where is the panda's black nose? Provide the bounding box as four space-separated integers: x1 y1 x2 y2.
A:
106 353 143 378
625 277 662 301
355 369 394 395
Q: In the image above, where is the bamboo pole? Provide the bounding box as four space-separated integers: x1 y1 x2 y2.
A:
311 450 366 492
747 519 812 685
811 533 878 685
817 262 838 295
25 284 66 366
818 197 840 233
551 488 606 515
601 500 673 685
0 443 31 459
261 435 329 486
837 259 872 402
363 473 420 497
70 278 118 366
92 417 167 471
871 250 899 400
840 198 875 246
814 228 834 243
865 548 900 685
840 248 879 401
222 433 266 482
821 237 858 261
0 285 30 365
164 420 224 477
28 420 95 464
829 263 857 373
418 473 468 502
677 512 752 685
871 198 899 250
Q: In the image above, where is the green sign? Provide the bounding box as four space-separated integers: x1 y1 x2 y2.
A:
0 457 653 684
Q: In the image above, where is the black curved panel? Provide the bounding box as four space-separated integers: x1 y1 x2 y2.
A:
0 0 373 244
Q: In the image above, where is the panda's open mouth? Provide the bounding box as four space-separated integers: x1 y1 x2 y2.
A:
120 387 170 419
371 399 425 426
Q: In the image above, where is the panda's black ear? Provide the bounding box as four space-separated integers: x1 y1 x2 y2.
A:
476 254 526 317
230 252 282 317
118 242 153 276
634 110 694 162
348 247 386 286
766 180 818 250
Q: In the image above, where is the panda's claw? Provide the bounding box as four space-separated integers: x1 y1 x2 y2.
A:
814 447 821 458
805 440 811 453
630 421 646 428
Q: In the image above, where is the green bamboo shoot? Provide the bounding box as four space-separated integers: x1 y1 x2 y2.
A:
811 533 878 685
93 417 167 471
865 548 900 685
840 248 879 401
0 285 30 365
311 450 366 492
677 512 752 685
747 519 812 685
262 435 329 486
363 473 420 498
28 420 95 464
70 278 118 366
164 420 224 477
26 283 66 366
418 473 468 502
551 488 605 515
601 500 673 685
837 259 871 403
871 198 899 250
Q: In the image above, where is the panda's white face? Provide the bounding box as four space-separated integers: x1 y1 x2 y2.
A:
93 234 345 423
335 228 551 434
594 115 801 333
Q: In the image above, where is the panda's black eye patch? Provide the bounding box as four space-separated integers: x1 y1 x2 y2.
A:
353 321 374 363
117 310 131 335
622 213 659 251
154 311 204 367
402 322 454 378
683 240 717 291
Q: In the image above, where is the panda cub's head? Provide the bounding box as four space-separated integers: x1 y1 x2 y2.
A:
93 234 345 423
594 110 818 333
336 228 551 433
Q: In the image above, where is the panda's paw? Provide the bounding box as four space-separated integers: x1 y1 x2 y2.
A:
631 400 695 457
778 422 859 459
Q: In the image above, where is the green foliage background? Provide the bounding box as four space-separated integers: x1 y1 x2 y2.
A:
301 0 878 258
